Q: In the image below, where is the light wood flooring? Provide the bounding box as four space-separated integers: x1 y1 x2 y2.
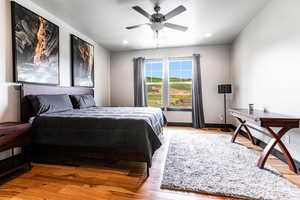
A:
0 127 299 200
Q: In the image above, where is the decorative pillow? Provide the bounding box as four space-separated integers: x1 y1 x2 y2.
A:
27 94 73 115
70 95 96 109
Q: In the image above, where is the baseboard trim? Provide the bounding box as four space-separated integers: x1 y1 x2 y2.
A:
205 123 234 129
167 122 192 127
167 123 231 128
231 125 300 173
167 123 236 129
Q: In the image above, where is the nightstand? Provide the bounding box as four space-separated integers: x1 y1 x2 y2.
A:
0 122 32 178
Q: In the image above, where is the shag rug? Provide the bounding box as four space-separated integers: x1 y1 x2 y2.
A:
161 132 300 200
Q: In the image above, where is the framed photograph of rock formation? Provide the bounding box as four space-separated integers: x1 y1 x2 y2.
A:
71 35 94 88
11 2 59 85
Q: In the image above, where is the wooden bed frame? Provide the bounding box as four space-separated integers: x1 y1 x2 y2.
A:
20 84 149 177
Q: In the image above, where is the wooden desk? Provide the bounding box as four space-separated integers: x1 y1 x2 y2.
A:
229 108 299 173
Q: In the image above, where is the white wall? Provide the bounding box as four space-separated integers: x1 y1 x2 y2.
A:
231 0 300 161
0 0 111 123
111 45 231 123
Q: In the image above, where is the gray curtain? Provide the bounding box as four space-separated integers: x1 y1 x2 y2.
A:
133 57 147 107
192 54 205 128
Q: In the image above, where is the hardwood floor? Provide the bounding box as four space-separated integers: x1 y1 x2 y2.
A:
0 127 299 200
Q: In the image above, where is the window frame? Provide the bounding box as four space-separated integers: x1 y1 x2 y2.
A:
144 59 164 108
167 57 193 111
144 57 193 111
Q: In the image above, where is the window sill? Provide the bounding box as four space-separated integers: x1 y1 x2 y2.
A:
147 107 192 112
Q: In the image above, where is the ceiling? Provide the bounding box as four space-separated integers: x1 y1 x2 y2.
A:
30 0 269 51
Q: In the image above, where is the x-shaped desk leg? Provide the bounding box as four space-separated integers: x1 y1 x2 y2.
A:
231 117 255 145
257 127 297 173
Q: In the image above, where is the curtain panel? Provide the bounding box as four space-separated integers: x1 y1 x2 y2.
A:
192 54 205 128
133 57 147 107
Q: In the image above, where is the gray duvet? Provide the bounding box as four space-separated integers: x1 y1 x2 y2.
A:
32 107 167 167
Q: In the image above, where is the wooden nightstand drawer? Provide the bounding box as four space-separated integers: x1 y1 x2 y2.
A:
0 122 32 178
0 124 32 152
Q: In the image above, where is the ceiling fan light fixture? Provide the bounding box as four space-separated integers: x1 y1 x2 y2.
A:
127 4 188 33
150 22 164 31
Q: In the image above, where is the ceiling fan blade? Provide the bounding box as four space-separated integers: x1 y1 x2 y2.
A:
164 23 188 32
132 6 151 19
164 5 186 21
126 24 150 30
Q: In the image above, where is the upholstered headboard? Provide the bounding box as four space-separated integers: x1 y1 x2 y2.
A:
20 84 94 123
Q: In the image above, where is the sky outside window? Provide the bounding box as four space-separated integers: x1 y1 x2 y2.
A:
145 62 163 82
169 60 192 82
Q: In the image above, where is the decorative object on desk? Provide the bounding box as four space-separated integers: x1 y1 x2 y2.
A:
263 107 269 113
161 132 300 200
71 35 94 88
11 2 59 85
218 84 232 132
249 104 254 113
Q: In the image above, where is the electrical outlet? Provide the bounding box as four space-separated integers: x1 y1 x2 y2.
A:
218 113 224 121
286 136 290 144
283 136 290 144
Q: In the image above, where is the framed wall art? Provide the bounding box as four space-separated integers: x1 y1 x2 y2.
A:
11 2 60 85
71 35 94 88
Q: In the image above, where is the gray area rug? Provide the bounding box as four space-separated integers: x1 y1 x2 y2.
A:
161 132 300 200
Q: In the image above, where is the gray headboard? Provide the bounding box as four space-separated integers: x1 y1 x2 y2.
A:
20 84 94 122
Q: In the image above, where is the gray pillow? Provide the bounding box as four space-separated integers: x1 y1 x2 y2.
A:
27 94 73 115
70 95 96 109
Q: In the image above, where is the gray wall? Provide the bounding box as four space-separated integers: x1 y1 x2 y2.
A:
0 0 111 123
111 45 231 123
231 0 300 161
0 0 111 159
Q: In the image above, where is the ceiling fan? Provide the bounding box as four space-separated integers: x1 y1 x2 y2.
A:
126 4 188 33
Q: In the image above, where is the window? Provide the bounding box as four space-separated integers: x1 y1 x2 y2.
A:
144 58 193 109
145 60 163 107
168 59 193 108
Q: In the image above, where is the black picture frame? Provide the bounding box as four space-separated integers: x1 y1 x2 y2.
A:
11 2 60 85
71 35 94 88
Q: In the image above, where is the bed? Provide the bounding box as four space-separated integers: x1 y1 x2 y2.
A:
20 84 166 176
